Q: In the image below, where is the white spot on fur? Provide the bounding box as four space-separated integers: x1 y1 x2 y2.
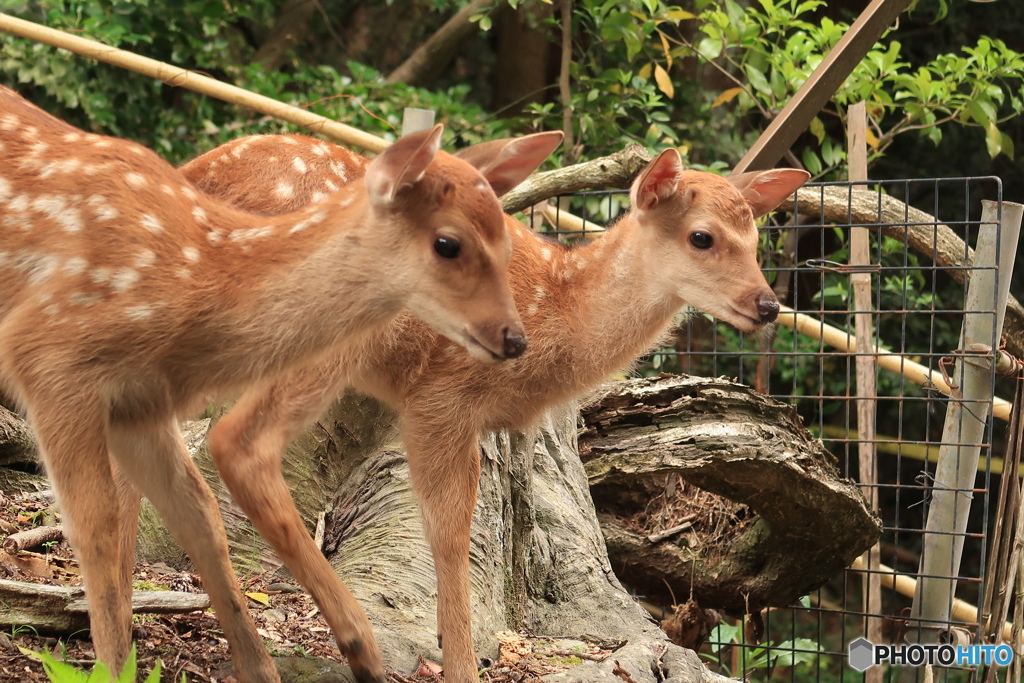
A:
330 162 349 181
292 157 308 174
125 305 154 320
44 303 61 316
540 247 553 262
207 229 225 244
125 172 148 189
280 137 298 146
534 285 546 300
62 257 88 277
526 303 539 316
2 213 31 231
337 195 354 210
275 182 295 199
39 158 82 178
140 214 163 234
180 185 197 201
182 246 200 263
191 205 208 224
63 132 82 142
91 267 112 284
313 144 330 156
14 251 58 283
0 114 20 131
32 195 84 232
161 184 177 197
310 191 327 203
110 268 139 292
325 180 339 192
69 292 100 306
289 210 327 235
134 249 156 269
175 267 191 279
9 194 29 212
92 139 111 148
230 226 275 242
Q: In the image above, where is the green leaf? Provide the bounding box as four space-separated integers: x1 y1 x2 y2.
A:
809 116 825 144
985 121 1002 158
801 147 822 175
744 64 770 95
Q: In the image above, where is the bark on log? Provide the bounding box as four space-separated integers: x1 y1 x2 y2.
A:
0 578 210 634
579 376 881 613
500 144 652 215
0 404 37 469
777 186 1024 360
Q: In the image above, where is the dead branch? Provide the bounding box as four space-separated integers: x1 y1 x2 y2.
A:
0 578 211 633
3 524 63 553
500 144 652 214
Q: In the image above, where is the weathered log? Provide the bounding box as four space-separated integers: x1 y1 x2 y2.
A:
0 578 210 633
579 375 881 613
0 404 37 469
777 186 1024 360
500 144 652 214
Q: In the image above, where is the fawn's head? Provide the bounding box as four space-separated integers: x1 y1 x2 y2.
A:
628 149 809 333
363 125 562 362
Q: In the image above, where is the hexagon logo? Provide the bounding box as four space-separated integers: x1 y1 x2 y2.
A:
848 638 876 671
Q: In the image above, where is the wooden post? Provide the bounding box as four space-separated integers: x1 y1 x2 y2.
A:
732 0 912 174
905 200 1023 680
401 108 435 136
847 102 883 681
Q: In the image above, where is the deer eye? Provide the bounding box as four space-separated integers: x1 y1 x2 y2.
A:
434 236 461 259
690 232 713 250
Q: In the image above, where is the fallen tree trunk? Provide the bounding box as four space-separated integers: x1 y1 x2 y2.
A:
0 405 36 469
580 376 881 613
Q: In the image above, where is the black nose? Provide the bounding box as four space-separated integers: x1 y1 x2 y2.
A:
757 296 780 323
502 328 527 358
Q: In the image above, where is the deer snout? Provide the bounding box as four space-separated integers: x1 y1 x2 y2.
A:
756 293 780 324
503 326 528 359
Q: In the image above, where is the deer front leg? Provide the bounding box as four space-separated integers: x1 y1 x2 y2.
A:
26 398 133 674
402 415 482 683
207 368 385 683
112 465 141 607
107 417 278 683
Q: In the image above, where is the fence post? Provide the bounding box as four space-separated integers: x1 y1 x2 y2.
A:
401 108 436 136
905 199 1023 672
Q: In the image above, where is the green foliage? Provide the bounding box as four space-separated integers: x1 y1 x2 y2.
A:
688 0 1024 176
28 644 173 683
703 619 822 677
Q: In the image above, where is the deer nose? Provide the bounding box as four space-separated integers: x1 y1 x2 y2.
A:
502 327 528 359
757 295 780 323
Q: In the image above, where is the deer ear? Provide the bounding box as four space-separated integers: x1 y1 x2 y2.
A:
630 148 683 211
728 169 810 218
364 124 445 205
455 131 563 197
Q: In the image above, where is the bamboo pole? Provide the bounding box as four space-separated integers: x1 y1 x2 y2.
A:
849 556 1017 644
0 13 389 153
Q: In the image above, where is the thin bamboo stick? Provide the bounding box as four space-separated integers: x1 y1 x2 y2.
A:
0 13 389 153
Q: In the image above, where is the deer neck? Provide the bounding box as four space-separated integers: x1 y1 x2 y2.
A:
516 216 684 386
188 189 407 380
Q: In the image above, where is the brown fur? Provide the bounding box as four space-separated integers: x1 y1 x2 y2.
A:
173 134 810 683
0 85 560 683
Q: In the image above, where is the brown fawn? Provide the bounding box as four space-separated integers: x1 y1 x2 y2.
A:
168 133 810 682
0 85 562 683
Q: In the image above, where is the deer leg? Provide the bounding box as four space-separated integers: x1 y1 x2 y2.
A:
402 417 482 683
207 371 385 683
111 465 141 605
107 417 279 683
26 399 132 673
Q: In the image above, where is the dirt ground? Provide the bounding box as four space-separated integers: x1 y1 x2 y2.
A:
0 489 615 683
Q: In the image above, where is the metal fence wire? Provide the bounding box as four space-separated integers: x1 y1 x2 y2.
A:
535 176 1021 682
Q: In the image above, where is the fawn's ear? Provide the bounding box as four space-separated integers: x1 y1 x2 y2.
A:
364 124 445 205
455 131 563 197
630 148 684 212
728 169 810 218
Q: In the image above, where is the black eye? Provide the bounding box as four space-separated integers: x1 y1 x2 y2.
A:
690 232 713 249
434 236 461 259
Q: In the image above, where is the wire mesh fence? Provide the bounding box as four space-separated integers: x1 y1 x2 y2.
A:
536 175 1018 682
